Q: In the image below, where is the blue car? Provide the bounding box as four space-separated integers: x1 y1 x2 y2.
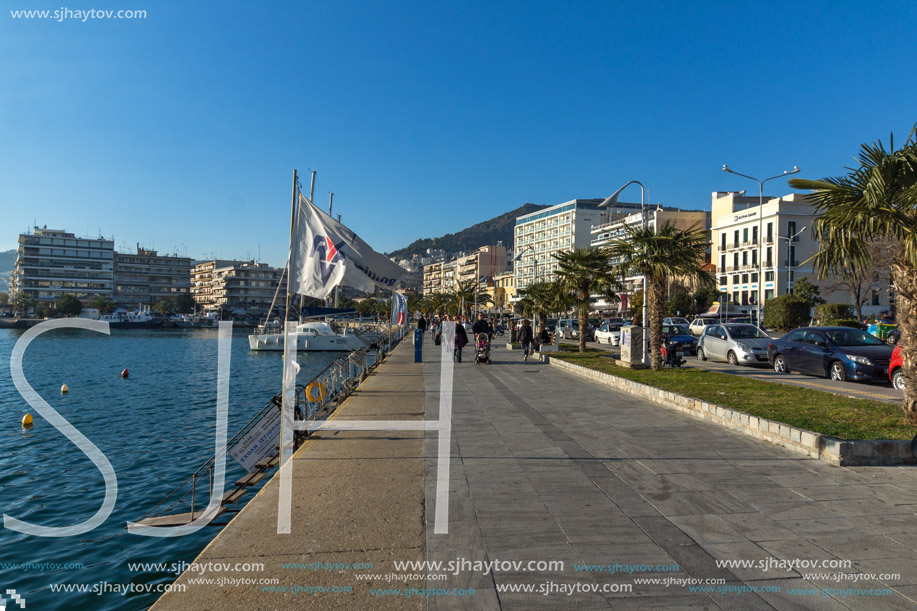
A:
767 326 894 382
662 324 698 356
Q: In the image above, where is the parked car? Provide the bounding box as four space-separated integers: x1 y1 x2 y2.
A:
556 318 572 338
661 324 697 356
544 318 558 334
595 320 626 345
698 324 771 366
767 326 895 382
563 319 595 341
663 317 690 326
887 328 901 345
688 317 717 336
890 345 904 391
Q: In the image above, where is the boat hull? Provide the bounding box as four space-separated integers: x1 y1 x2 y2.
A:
248 333 367 352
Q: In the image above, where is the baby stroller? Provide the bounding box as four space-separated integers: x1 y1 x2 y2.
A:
474 333 491 364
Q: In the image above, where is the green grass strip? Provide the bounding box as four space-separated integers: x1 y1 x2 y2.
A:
552 347 913 440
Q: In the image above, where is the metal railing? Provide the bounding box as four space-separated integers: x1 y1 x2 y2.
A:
131 325 410 527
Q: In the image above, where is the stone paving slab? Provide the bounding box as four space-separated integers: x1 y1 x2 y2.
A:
424 340 917 610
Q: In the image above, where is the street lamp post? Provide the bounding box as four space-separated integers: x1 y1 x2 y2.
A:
601 181 648 366
514 245 537 334
777 226 808 295
721 165 799 325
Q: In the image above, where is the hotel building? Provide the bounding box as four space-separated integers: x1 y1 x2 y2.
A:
114 246 192 307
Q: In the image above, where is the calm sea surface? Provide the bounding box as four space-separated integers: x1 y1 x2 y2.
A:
0 326 340 610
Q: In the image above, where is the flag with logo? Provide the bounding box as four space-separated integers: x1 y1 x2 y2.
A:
290 193 410 298
391 291 407 325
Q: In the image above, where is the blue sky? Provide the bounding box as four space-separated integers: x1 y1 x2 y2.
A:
2 0 916 265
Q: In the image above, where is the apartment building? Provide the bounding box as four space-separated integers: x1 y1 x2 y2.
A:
513 199 624 291
114 246 191 307
456 245 507 286
10 227 114 305
192 260 283 310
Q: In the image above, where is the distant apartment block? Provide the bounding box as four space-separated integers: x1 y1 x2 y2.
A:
10 227 114 304
114 246 192 307
514 199 631 292
456 245 507 286
191 260 283 310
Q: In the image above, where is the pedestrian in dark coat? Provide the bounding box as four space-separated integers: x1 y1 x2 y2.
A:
454 320 468 362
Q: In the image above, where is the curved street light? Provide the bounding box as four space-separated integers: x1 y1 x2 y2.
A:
721 165 799 323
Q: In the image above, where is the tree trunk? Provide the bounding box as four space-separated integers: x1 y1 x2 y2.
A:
648 275 666 370
891 259 917 424
578 304 588 353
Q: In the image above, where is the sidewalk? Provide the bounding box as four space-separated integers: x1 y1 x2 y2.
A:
424 339 917 610
153 341 427 610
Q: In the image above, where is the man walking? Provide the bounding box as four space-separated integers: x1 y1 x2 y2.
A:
518 319 534 361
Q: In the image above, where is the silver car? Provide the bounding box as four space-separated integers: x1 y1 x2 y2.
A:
697 324 771 366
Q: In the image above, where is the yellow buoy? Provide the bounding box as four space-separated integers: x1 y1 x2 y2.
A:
22 413 33 427
61 384 69 394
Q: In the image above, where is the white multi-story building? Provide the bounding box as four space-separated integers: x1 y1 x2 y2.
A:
711 191 894 316
590 207 711 313
10 227 115 305
513 199 636 291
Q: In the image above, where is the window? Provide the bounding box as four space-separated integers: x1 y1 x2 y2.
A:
742 251 748 266
741 291 748 305
752 226 758 244
872 290 880 306
751 273 758 283
766 247 773 267
732 275 740 285
720 233 726 250
733 253 739 269
743 228 749 243
733 230 739 246
742 273 749 283
767 222 773 242
720 254 726 271
789 246 797 267
788 221 797 241
719 275 727 286
765 289 774 300
732 291 740 304
765 271 774 281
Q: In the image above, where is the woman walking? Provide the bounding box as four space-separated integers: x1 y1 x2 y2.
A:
453 318 468 362
518 319 534 361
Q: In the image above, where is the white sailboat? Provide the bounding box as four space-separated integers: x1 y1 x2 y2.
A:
249 321 368 351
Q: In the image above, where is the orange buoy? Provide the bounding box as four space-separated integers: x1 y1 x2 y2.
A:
121 368 129 379
22 413 33 427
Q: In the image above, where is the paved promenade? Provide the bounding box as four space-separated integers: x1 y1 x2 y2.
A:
156 333 917 610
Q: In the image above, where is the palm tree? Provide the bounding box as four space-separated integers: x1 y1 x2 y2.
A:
90 294 116 315
606 221 714 369
553 248 621 352
788 128 917 424
516 280 570 331
450 280 492 318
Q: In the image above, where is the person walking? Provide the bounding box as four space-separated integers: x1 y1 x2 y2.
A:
472 312 489 336
454 318 468 362
417 314 428 335
518 319 534 361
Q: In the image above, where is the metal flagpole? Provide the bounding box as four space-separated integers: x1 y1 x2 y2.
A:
299 171 316 320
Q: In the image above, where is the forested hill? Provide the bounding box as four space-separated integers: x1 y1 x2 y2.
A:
388 203 547 259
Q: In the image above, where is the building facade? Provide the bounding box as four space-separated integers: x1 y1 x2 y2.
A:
191 260 283 311
10 227 115 305
114 246 192 307
591 207 711 312
513 199 617 291
456 245 507 287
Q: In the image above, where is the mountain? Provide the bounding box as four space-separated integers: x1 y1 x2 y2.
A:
0 249 14 293
388 203 548 260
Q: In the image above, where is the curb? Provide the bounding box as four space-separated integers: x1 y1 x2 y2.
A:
546 356 916 467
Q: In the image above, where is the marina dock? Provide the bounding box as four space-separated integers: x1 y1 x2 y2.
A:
154 336 917 610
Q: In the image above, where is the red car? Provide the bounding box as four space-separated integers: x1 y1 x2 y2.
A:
890 345 904 391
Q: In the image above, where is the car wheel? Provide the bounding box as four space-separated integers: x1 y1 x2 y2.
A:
829 361 847 382
697 347 706 361
774 355 788 373
727 351 738 366
892 369 905 391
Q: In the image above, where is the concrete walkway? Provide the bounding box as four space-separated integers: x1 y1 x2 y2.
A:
426 338 917 610
154 333 917 610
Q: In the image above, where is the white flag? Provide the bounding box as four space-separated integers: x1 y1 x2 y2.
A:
289 193 409 298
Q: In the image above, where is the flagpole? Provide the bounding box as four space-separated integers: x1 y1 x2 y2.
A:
284 170 298 324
